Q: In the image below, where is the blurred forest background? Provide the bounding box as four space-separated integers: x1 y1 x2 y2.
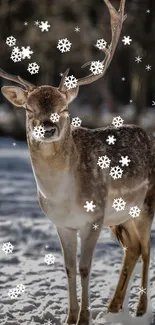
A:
0 0 155 140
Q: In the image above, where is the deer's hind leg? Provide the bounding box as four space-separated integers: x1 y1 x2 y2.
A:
108 220 141 313
133 188 155 316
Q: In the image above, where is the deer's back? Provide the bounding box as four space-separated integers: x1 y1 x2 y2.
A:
71 124 155 226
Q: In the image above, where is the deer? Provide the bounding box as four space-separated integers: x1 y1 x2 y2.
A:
0 0 155 324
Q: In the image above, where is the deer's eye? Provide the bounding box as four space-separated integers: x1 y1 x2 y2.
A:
60 106 68 113
25 107 33 113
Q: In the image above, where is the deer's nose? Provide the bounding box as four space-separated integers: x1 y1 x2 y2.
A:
43 120 57 137
43 120 55 131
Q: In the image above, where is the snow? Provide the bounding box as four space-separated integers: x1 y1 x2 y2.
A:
0 137 155 325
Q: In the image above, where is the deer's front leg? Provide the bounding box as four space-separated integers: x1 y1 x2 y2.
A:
77 219 102 325
57 227 79 324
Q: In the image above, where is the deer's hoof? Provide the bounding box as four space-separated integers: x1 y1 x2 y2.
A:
136 298 147 317
107 300 122 313
76 310 89 325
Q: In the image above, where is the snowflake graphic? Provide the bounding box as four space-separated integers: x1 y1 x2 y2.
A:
97 155 111 169
112 116 124 128
2 242 14 254
50 113 60 123
90 61 104 75
27 62 40 75
93 223 99 230
39 21 51 32
34 20 40 26
21 46 33 59
152 101 155 106
135 56 142 63
44 319 53 325
64 75 78 89
146 64 151 71
24 21 28 26
112 198 126 212
109 166 123 180
10 47 22 63
129 206 141 218
119 156 131 167
57 38 72 53
95 38 107 50
44 253 55 265
32 125 45 139
16 284 26 294
8 288 19 299
122 36 132 45
106 135 116 145
6 36 16 47
84 201 96 212
71 117 82 127
74 26 80 32
137 287 146 295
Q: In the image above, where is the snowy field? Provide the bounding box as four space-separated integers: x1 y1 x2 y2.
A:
0 137 155 325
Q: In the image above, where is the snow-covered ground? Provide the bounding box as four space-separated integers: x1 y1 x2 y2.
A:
0 137 155 325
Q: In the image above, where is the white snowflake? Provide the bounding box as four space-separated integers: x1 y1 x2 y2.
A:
84 201 96 212
6 36 16 47
27 62 40 75
34 20 40 26
129 206 141 218
93 223 99 230
32 125 45 139
2 242 14 254
137 287 146 295
57 38 72 53
135 56 142 63
64 75 78 89
71 117 82 127
145 64 151 71
10 47 22 63
44 253 55 265
21 46 33 59
16 284 25 294
8 288 19 299
24 21 28 26
44 319 53 325
50 113 60 123
109 166 123 179
90 61 104 75
112 116 124 128
97 155 111 169
121 77 125 81
95 38 107 50
74 26 80 32
152 101 155 106
122 36 132 45
119 156 131 167
112 198 126 212
106 135 116 145
39 21 51 32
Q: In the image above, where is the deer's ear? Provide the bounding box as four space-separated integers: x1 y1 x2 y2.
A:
65 86 79 104
1 86 27 107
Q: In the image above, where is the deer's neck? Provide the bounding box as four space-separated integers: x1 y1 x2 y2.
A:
26 124 77 198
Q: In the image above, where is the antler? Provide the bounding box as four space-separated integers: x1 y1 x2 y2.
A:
0 68 35 91
59 0 126 89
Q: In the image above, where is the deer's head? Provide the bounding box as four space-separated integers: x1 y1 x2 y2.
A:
0 0 126 143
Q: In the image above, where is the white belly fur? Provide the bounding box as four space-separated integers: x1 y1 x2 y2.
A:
38 179 149 229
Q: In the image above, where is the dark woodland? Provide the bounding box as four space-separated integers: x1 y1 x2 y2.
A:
0 0 155 139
